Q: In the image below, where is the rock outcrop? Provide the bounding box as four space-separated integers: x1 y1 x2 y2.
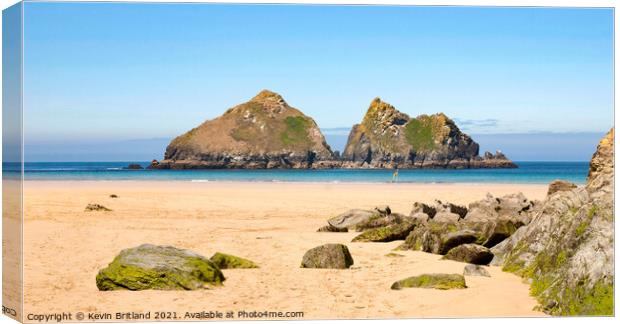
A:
325 209 379 231
301 244 354 269
491 128 614 315
398 193 538 253
96 244 225 290
155 90 336 169
342 98 516 169
390 273 467 290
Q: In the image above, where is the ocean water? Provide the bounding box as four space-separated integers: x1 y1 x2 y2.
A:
3 161 590 184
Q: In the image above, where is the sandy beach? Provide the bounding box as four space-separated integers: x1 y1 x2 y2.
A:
21 181 549 319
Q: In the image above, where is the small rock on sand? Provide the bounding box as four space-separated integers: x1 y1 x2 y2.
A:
301 243 354 269
85 203 112 212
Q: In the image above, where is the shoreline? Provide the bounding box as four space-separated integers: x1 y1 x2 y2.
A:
22 179 556 187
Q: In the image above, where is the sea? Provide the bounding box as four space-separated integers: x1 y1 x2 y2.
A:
2 161 590 184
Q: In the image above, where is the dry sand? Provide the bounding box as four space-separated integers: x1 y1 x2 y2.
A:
21 181 549 320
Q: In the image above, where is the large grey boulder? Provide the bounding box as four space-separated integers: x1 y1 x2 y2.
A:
301 244 354 269
327 209 377 230
465 192 536 225
354 212 409 231
96 244 225 291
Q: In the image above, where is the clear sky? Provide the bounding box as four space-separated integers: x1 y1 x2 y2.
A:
20 2 613 160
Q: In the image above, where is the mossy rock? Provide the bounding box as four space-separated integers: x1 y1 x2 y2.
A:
301 243 354 269
354 213 403 231
210 252 258 269
443 244 494 265
352 220 416 242
96 244 225 291
399 222 460 253
317 224 348 232
391 273 467 290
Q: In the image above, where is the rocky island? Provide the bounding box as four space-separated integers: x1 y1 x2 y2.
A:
155 90 337 169
154 90 515 169
342 97 516 168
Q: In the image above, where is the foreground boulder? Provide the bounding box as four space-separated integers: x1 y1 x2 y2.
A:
463 264 491 277
342 97 516 169
301 244 354 269
210 252 258 269
391 273 466 290
492 129 614 315
96 244 225 290
443 244 494 265
155 90 336 169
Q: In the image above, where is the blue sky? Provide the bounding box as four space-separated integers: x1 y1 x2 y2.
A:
20 2 613 161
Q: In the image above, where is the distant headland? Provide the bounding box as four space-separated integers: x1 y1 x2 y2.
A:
150 90 516 170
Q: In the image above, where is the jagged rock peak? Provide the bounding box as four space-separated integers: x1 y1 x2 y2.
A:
362 97 409 128
249 89 287 106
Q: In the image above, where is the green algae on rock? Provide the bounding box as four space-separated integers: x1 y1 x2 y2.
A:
351 220 417 243
391 273 467 290
96 244 225 291
301 243 354 269
210 252 258 269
